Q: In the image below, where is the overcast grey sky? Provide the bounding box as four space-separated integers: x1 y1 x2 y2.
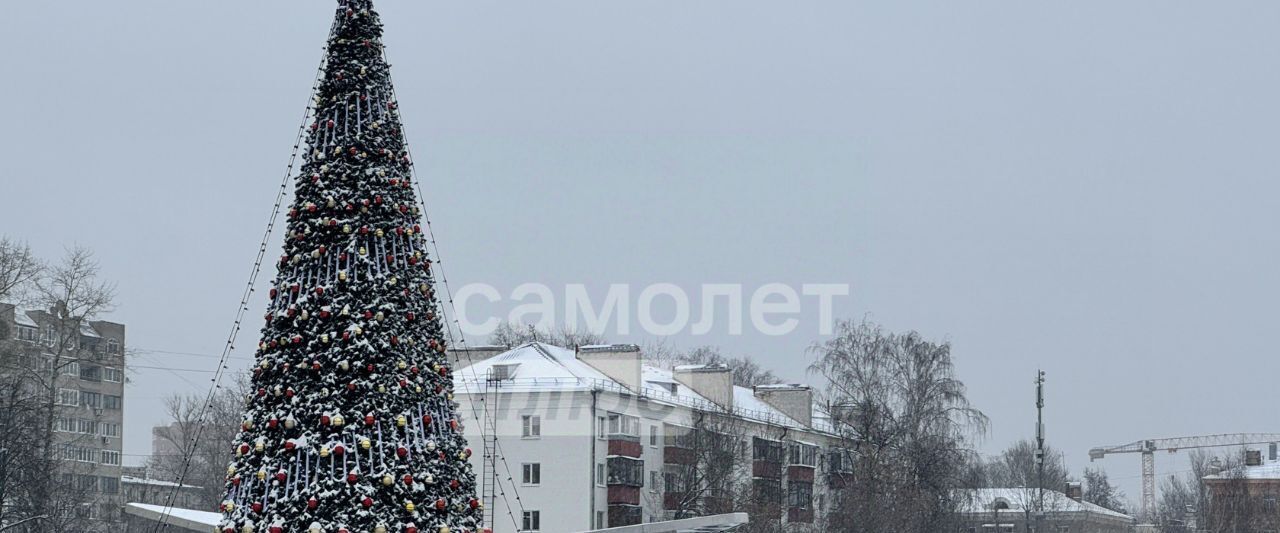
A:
3 1 1279 503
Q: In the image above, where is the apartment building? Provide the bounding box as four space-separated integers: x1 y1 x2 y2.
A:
451 343 853 533
955 488 1134 533
0 303 127 530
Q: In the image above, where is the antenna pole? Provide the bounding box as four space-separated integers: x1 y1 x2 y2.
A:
1035 370 1046 524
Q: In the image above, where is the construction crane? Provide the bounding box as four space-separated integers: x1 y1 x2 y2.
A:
1089 433 1280 521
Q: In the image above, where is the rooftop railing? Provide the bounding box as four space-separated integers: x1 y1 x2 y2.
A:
455 376 812 431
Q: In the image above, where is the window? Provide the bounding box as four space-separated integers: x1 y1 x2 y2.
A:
650 471 660 493
663 424 695 448
80 364 102 382
103 395 122 410
828 449 855 474
596 463 606 487
61 360 80 377
596 511 605 529
521 510 541 531
56 388 80 406
787 481 813 509
491 363 517 380
61 445 97 463
100 422 120 437
42 327 56 347
17 325 38 342
101 450 121 466
77 419 98 434
597 416 606 439
753 437 784 462
522 463 541 486
100 476 120 494
607 457 644 487
107 339 120 355
76 474 97 492
753 478 782 503
103 367 123 383
607 412 639 437
521 415 541 438
80 391 102 409
650 425 658 447
789 443 818 467
55 417 76 433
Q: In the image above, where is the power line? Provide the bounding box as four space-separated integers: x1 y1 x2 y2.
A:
148 14 338 532
386 48 525 531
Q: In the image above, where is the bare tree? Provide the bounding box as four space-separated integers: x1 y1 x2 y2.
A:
487 321 607 348
652 411 754 521
0 245 116 532
809 319 988 533
147 373 252 509
984 439 1071 490
1083 467 1128 515
670 346 780 388
0 238 42 305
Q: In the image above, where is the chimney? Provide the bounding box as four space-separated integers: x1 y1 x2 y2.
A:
753 384 814 427
576 344 643 393
448 345 510 367
1246 449 1263 466
1065 482 1083 502
673 364 734 410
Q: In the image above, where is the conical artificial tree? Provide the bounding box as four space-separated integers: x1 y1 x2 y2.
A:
217 2 481 532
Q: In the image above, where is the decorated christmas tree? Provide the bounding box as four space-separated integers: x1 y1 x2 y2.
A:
218 1 481 532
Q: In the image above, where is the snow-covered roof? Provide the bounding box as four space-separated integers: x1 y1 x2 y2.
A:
1203 459 1280 481
455 343 830 433
956 488 1133 521
673 363 728 372
121 475 204 490
453 342 609 388
8 307 106 339
754 384 810 390
124 503 220 531
13 308 37 328
579 344 639 352
80 322 102 338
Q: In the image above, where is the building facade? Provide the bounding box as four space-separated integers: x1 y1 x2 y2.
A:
1201 450 1280 532
0 303 127 531
451 343 853 533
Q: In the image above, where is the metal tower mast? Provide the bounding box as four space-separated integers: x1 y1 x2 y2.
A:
482 369 501 528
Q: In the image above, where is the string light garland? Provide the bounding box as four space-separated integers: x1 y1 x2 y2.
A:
151 2 497 532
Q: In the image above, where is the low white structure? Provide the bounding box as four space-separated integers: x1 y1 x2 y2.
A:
576 512 748 532
452 343 852 533
124 503 220 532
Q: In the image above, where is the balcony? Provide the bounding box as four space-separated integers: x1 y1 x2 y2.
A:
608 434 642 458
788 507 815 523
608 504 643 527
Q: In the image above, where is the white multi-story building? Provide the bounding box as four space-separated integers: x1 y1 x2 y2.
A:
450 343 853 533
